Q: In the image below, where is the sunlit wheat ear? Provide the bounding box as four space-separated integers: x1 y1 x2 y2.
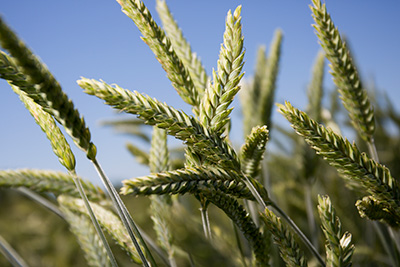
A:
117 0 200 114
318 195 354 267
240 126 269 179
79 78 239 170
12 86 76 172
278 102 400 218
199 188 269 266
156 0 208 97
0 169 105 202
199 6 245 134
306 50 325 122
58 195 142 264
60 206 111 267
259 29 283 129
260 208 308 267
240 45 267 136
310 0 375 142
0 19 96 160
121 166 253 200
356 196 400 228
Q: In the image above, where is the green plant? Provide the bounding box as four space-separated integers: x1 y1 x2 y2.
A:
0 0 399 266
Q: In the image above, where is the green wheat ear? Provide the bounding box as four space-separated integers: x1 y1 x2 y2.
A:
318 195 354 267
260 208 308 267
156 0 208 97
79 78 239 170
0 169 105 202
240 125 269 179
12 85 76 172
306 50 325 122
356 196 400 228
310 0 375 142
0 19 96 160
278 101 400 224
117 0 200 113
58 195 142 264
199 5 245 134
60 206 111 267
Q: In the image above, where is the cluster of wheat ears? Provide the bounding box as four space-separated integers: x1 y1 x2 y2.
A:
0 0 399 266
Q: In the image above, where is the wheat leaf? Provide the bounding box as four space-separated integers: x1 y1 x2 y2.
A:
0 169 106 202
310 0 375 142
199 6 245 134
318 195 354 267
261 208 308 267
278 101 400 221
117 0 199 113
156 0 208 97
240 125 269 179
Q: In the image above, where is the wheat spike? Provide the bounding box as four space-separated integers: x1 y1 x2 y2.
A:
199 6 245 134
0 169 105 202
356 196 400 228
117 0 199 113
318 195 354 267
156 0 208 97
310 0 375 142
60 205 111 267
121 166 253 200
79 78 239 170
261 208 308 267
0 19 96 160
240 125 269 179
306 50 325 122
12 86 76 172
259 29 283 129
278 101 400 222
58 195 142 264
126 143 150 166
200 188 269 266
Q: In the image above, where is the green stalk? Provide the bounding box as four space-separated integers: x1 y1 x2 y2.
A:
91 159 155 267
0 234 28 267
200 205 212 240
304 183 319 250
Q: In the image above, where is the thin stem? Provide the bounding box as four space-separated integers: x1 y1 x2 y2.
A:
241 172 325 266
271 202 325 267
0 234 29 267
232 222 248 267
91 159 155 267
16 187 65 219
137 225 171 266
71 172 118 267
304 183 319 251
200 206 212 240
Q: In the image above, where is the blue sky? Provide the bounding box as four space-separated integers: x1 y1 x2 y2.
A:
1 1 399 186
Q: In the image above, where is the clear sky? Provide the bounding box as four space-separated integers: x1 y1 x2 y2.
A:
1 1 399 186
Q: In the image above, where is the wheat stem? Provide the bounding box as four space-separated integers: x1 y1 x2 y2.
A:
91 159 154 267
0 234 29 267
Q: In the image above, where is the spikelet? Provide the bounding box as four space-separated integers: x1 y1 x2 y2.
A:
306 50 325 122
